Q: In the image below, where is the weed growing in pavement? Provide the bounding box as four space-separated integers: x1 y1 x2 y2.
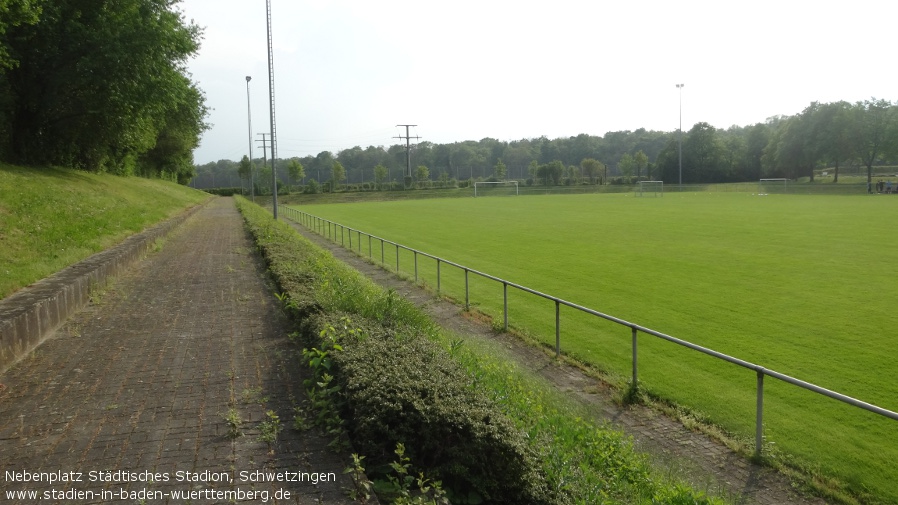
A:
291 405 311 432
240 387 267 405
343 453 374 502
258 410 281 447
223 408 242 438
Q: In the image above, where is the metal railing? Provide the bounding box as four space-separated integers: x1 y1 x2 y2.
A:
279 205 898 457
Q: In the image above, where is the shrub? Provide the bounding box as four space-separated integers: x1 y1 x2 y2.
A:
326 317 550 504
203 187 245 196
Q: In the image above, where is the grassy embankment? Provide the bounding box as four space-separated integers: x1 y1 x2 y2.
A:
235 195 728 505
0 164 211 299
288 192 898 505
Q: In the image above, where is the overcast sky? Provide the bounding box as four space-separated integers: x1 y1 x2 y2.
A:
178 0 897 164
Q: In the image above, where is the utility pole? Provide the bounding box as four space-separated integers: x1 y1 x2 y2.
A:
394 125 420 185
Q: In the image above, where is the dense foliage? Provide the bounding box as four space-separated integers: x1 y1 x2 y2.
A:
202 99 898 191
0 0 208 182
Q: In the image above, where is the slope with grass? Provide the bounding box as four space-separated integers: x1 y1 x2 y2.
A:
0 164 210 299
292 192 898 504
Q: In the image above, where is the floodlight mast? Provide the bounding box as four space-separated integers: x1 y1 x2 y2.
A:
265 0 278 219
245 76 254 202
676 83 684 190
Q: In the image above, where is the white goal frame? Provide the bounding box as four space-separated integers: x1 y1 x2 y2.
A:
474 180 519 197
758 178 789 195
638 180 663 197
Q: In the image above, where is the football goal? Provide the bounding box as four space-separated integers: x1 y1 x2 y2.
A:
474 180 519 197
758 178 789 195
637 180 663 197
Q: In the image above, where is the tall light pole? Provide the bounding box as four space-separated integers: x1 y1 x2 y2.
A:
265 0 279 219
676 83 684 189
246 76 255 202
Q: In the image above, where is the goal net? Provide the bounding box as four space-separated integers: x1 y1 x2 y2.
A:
474 180 519 197
638 180 663 197
758 178 789 195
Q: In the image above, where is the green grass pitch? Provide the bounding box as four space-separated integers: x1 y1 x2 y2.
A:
290 192 898 502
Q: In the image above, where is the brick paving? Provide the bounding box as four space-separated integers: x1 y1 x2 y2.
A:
0 198 356 504
282 214 831 505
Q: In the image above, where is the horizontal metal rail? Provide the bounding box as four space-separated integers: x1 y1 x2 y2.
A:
278 205 898 457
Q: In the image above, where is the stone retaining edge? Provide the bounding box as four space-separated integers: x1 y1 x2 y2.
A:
0 200 209 373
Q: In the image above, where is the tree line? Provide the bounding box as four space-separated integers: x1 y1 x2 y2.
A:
0 0 209 183
199 98 897 192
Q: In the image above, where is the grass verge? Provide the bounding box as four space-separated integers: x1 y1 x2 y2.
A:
0 163 211 299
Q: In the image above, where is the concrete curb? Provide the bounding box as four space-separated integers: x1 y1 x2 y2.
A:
0 200 209 373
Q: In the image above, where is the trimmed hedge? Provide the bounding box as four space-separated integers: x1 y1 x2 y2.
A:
235 197 549 504
326 315 548 504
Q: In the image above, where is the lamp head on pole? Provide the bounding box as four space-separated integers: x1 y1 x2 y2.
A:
246 76 252 83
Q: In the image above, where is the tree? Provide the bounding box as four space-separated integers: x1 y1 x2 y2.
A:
438 170 450 187
565 165 579 184
527 160 539 182
287 158 305 188
374 164 388 189
580 158 602 184
415 165 430 187
634 150 649 180
238 155 253 184
137 74 209 182
0 0 41 70
683 122 726 182
766 111 816 181
618 153 635 178
536 160 564 185
1 0 207 174
743 123 770 181
331 160 347 190
812 101 853 183
493 159 507 180
850 98 897 188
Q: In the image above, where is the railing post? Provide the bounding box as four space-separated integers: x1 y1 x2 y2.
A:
414 251 418 283
381 240 385 265
436 260 441 295
349 229 352 249
395 244 400 272
503 282 508 331
632 327 638 387
341 225 345 246
756 369 765 458
368 235 372 259
464 269 469 310
555 300 560 357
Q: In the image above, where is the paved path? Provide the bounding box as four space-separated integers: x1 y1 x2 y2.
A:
282 213 830 505
0 198 356 504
